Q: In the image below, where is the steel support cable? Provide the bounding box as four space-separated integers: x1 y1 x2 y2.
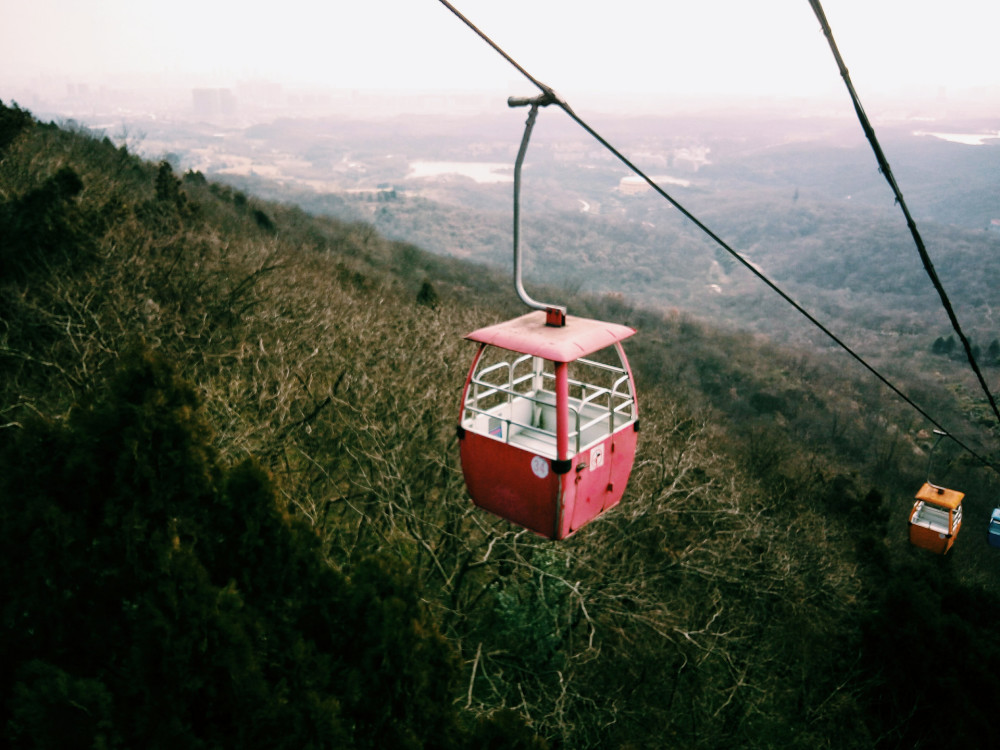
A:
435 0 996 470
808 0 1000 431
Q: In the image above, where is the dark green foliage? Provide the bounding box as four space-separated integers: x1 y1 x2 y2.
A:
155 160 180 203
416 280 439 307
0 100 34 153
149 160 196 220
860 558 1000 748
6 661 116 749
0 350 517 748
184 169 208 186
466 710 549 750
0 165 98 280
252 209 275 231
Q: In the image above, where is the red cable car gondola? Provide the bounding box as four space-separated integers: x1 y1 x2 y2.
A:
458 311 638 539
456 92 639 539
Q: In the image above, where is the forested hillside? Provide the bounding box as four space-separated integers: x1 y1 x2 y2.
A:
3 100 1000 748
208 109 1000 379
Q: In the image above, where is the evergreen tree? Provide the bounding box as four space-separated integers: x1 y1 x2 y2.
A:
416 280 439 308
0 350 542 749
0 99 33 153
0 165 96 280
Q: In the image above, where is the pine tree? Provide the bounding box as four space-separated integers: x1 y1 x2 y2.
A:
0 350 543 748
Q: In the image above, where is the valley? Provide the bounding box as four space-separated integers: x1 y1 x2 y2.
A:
59 97 999 454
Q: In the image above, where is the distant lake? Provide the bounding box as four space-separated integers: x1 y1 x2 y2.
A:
408 161 513 183
915 130 1000 146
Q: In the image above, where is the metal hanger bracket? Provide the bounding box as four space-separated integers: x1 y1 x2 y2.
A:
509 93 567 327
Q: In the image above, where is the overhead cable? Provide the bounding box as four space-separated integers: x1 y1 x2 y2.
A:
435 0 995 470
808 0 1000 430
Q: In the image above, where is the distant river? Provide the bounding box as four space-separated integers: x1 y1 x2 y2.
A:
408 161 513 183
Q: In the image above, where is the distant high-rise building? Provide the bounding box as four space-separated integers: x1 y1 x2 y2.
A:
191 88 237 118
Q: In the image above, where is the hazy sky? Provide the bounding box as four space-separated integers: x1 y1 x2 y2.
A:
3 0 999 104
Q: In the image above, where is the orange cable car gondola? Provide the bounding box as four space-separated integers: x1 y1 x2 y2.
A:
456 93 639 539
909 483 964 554
908 429 964 554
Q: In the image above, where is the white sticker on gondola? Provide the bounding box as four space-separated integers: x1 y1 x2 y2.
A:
590 445 605 470
531 455 549 479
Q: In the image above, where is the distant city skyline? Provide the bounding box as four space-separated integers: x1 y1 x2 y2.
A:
3 1 999 114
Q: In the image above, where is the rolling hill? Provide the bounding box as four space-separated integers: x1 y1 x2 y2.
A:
3 99 1000 748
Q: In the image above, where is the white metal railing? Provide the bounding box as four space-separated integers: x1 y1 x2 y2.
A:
464 353 635 455
910 501 956 535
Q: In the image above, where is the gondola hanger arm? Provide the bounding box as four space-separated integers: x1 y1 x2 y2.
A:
510 92 566 326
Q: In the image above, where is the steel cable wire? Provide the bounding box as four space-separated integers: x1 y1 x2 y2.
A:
435 0 996 471
808 0 1000 429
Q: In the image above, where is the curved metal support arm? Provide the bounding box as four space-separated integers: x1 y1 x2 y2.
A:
510 93 567 326
926 428 949 485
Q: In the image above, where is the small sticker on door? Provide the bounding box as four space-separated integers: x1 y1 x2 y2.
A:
531 455 549 479
590 445 605 470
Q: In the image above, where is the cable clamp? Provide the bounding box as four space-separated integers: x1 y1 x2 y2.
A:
508 87 562 109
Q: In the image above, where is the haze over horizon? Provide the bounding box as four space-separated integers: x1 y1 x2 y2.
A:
3 1 999 119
